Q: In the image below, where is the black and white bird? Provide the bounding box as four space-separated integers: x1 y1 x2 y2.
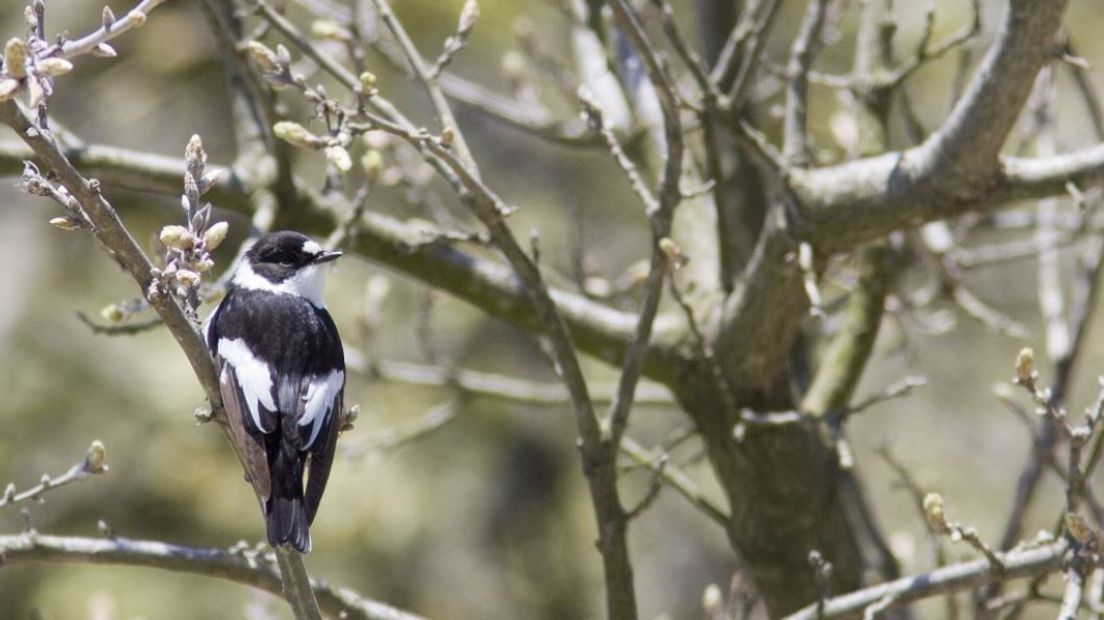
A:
205 231 345 553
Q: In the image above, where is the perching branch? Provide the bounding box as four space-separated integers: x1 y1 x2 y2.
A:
0 533 423 620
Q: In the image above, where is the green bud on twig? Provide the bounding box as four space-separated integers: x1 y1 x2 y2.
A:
1015 348 1035 385
923 493 948 533
273 121 322 148
86 440 107 473
99 303 124 323
325 145 352 173
359 71 377 95
361 149 382 180
658 237 681 266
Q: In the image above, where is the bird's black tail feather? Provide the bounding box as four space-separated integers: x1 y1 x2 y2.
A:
266 443 312 553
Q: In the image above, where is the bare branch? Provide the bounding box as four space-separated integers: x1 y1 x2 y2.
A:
915 0 1069 184
784 540 1069 620
348 354 674 407
0 533 423 620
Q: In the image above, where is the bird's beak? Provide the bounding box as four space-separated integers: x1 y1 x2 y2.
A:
314 251 343 264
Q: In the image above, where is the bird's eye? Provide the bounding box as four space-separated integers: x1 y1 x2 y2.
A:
260 249 295 266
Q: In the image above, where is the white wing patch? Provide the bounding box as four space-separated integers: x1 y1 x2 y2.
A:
299 369 344 449
232 261 329 308
218 337 277 431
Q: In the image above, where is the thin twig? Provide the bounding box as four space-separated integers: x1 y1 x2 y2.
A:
44 0 169 59
344 397 466 455
578 88 658 213
368 0 477 171
783 540 1070 620
782 0 831 166
605 0 685 449
0 441 108 509
619 436 730 528
75 311 164 335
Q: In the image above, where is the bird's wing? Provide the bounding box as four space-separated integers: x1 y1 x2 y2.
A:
304 389 342 523
216 357 273 506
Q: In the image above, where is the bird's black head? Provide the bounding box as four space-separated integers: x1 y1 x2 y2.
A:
244 231 342 283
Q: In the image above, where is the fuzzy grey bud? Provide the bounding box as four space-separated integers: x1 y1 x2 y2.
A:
0 78 21 102
48 216 81 230
126 10 147 28
247 41 281 73
175 269 200 286
37 57 73 77
91 43 117 58
203 221 229 250
159 225 195 250
185 134 206 167
5 38 27 78
458 0 480 33
325 145 352 173
311 19 349 41
440 126 455 147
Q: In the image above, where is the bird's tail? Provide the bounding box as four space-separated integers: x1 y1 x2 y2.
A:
266 444 311 553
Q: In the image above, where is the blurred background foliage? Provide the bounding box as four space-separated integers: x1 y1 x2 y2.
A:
1 0 1104 618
